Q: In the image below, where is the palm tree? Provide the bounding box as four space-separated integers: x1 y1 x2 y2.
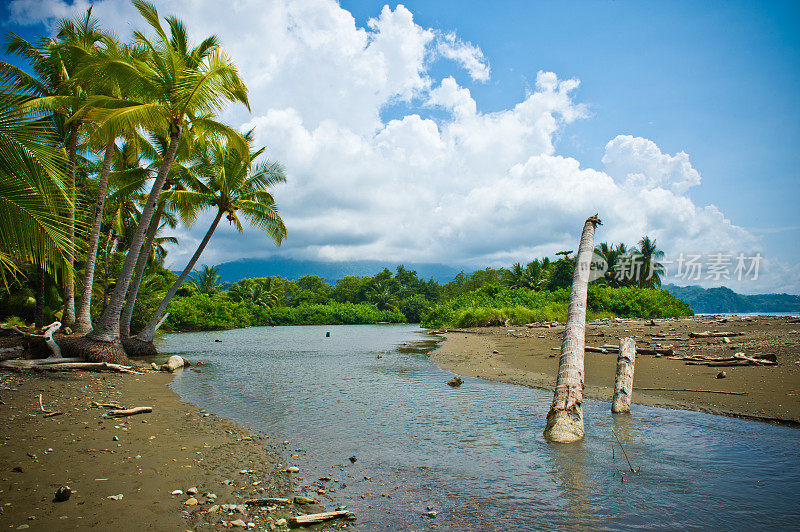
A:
75 0 249 361
133 133 286 344
544 214 601 443
636 236 665 288
3 8 106 325
73 38 150 335
0 91 71 287
191 265 224 295
119 130 202 338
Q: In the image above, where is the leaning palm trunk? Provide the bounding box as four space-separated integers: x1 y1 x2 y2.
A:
544 214 602 443
135 209 224 345
120 208 163 337
62 121 80 327
77 128 181 363
74 141 115 335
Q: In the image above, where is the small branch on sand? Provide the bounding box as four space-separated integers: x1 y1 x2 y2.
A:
38 393 63 417
634 387 747 395
289 510 355 526
107 406 152 417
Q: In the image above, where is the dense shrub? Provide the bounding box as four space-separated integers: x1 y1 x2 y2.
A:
421 284 692 328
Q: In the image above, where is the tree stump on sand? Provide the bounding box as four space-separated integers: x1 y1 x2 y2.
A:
121 337 158 358
611 338 636 413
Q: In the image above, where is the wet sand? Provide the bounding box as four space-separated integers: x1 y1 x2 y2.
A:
432 315 800 424
0 368 345 531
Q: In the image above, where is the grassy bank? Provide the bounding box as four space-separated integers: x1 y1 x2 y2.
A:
421 285 693 328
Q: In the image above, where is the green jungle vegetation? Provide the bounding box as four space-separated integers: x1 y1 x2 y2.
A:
2 239 693 332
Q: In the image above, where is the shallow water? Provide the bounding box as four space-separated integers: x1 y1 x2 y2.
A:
160 324 800 530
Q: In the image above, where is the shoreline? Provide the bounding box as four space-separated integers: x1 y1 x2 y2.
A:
430 315 800 426
0 367 346 530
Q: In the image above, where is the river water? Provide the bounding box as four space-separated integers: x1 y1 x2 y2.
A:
159 324 800 531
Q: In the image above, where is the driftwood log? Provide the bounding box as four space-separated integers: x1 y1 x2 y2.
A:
245 497 292 506
634 387 747 396
0 360 142 373
289 510 355 526
689 331 744 338
107 406 152 417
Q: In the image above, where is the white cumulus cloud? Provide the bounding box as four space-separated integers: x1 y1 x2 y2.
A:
6 0 786 292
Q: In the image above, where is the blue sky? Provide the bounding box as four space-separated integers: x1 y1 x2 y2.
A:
2 0 799 293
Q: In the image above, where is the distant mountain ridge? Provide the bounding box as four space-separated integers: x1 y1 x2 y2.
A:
211 258 461 284
662 284 800 314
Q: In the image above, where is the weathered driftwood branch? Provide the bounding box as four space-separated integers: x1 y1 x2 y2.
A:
0 360 142 374
42 321 62 358
634 387 747 395
611 338 636 413
107 406 152 417
289 510 355 526
245 497 292 506
91 401 124 409
38 393 63 417
668 352 776 367
689 331 744 338
585 346 608 354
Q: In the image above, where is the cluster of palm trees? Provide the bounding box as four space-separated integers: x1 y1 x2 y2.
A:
0 1 286 362
503 236 666 291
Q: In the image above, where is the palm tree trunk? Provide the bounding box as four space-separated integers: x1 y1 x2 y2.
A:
62 121 80 327
83 125 181 356
544 214 602 443
35 267 45 329
101 231 113 313
135 209 224 343
74 141 114 335
120 208 162 337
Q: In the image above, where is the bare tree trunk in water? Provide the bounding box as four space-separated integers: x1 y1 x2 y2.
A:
611 338 636 413
544 214 601 443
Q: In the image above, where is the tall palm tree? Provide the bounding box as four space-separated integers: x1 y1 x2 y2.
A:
134 133 285 343
3 8 106 325
544 214 601 443
636 235 665 288
0 92 71 287
119 130 202 338
75 0 249 361
73 38 149 335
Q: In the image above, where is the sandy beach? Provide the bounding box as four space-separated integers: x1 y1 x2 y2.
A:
0 367 348 531
432 315 800 424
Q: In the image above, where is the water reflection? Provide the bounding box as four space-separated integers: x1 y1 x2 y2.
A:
549 441 602 531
